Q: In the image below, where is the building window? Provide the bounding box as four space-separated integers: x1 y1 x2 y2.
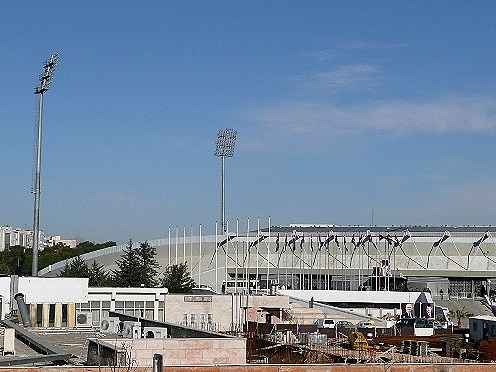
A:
36 304 43 327
183 314 188 325
61 304 68 327
184 295 212 302
49 304 55 327
190 314 196 326
473 322 478 331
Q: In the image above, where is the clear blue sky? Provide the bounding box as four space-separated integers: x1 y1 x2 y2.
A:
1 2 495 244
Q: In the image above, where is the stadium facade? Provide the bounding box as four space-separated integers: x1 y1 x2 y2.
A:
39 222 496 300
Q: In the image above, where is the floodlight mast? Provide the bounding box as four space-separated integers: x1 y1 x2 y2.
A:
214 128 237 232
32 53 58 277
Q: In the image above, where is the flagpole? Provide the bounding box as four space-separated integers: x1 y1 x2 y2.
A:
190 225 193 283
256 217 260 292
276 233 280 288
215 221 219 292
183 225 186 265
225 220 229 293
358 235 362 290
285 235 288 289
299 234 302 289
199 224 202 286
168 226 171 267
310 236 313 290
267 216 271 293
235 219 239 294
319 233 325 289
291 233 294 289
175 226 178 265
246 217 250 294
326 245 329 290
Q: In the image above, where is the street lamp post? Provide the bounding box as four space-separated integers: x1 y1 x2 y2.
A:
32 53 59 276
214 128 237 232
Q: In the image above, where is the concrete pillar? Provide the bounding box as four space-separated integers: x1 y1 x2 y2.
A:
29 303 37 327
42 303 50 328
67 303 76 328
55 303 62 328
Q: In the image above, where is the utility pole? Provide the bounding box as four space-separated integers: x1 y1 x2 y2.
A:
32 53 59 276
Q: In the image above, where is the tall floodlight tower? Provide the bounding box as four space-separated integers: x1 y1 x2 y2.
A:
32 53 59 276
214 128 237 232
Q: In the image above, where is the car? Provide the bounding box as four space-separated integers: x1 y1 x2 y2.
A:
314 318 336 328
356 320 375 328
336 320 354 328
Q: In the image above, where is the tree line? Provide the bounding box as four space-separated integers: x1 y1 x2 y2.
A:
57 240 196 293
0 240 116 276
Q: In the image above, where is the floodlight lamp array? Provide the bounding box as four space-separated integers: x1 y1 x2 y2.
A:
214 128 237 157
35 53 59 94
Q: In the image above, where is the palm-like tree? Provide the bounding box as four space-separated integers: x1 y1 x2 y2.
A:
448 306 473 327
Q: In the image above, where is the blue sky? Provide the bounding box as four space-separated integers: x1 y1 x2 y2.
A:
1 2 495 244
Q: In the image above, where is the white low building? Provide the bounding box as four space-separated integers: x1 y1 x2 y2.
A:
0 276 289 332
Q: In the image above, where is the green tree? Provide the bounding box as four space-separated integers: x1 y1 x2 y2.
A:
113 240 159 287
161 263 196 293
0 245 28 275
89 260 111 287
136 241 159 287
58 256 90 278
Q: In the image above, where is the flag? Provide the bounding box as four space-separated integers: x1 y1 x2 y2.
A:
400 233 411 244
393 235 400 247
288 237 295 252
310 235 314 252
324 233 333 248
334 235 340 247
351 234 356 247
358 234 364 246
288 232 297 252
300 234 305 251
379 233 393 245
433 232 449 247
284 234 288 250
318 233 323 250
473 231 489 247
275 233 280 252
343 236 348 252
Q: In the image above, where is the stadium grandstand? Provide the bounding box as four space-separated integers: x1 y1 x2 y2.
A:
39 221 496 301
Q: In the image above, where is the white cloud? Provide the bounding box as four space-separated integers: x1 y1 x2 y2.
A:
316 64 379 89
246 95 496 137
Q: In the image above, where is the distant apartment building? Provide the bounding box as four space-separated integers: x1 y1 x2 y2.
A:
0 226 35 252
47 235 77 249
0 225 75 252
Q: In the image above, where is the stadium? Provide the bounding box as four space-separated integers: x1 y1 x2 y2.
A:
39 221 496 301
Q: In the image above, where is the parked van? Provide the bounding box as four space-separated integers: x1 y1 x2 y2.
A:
315 318 335 329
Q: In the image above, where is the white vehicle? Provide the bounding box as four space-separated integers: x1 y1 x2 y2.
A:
315 318 336 329
221 279 260 294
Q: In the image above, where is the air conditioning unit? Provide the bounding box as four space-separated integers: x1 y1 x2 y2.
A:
143 326 167 339
122 321 141 339
100 317 120 333
76 311 93 328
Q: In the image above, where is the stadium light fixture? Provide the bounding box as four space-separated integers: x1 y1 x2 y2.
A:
214 128 237 232
32 53 59 276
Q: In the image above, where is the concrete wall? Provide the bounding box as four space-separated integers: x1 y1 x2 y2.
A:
0 276 11 319
88 337 246 367
165 294 289 332
1 364 496 371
